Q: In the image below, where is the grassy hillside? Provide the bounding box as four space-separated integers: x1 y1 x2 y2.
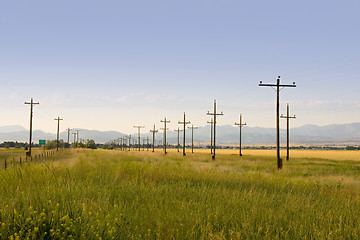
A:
0 149 359 239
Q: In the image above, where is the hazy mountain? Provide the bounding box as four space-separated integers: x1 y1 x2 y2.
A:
0 123 360 145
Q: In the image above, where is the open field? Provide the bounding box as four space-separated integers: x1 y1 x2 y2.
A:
0 148 360 239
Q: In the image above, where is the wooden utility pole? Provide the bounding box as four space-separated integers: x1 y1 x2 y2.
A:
24 98 39 157
207 100 223 160
207 118 214 154
281 103 296 161
150 124 158 152
178 112 191 156
259 76 296 169
66 128 71 144
188 124 198 153
133 125 145 151
160 117 170 154
174 127 183 152
54 116 63 151
234 114 247 156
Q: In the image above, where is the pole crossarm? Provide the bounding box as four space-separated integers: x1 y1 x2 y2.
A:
259 76 296 169
178 112 191 156
207 100 223 160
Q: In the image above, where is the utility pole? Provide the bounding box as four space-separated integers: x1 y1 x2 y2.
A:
207 118 214 154
72 132 77 146
188 124 198 153
160 117 170 154
178 112 191 156
66 128 71 144
150 125 158 152
146 137 149 151
174 127 183 152
127 135 132 151
24 98 39 157
259 76 296 169
133 125 145 151
76 130 80 144
234 114 247 156
54 116 63 151
207 100 223 160
281 103 296 161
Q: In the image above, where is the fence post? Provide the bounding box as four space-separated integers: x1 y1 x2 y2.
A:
4 158 7 170
20 157 22 165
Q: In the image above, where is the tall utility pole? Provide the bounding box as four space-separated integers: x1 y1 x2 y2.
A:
188 124 198 153
24 98 39 156
207 100 223 160
174 128 183 152
146 137 149 151
234 114 247 156
150 125 158 152
259 76 296 169
207 118 214 154
178 112 191 156
133 125 145 151
160 117 170 154
66 128 71 144
54 116 63 151
281 103 296 161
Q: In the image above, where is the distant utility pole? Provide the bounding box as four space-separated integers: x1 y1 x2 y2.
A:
174 127 183 152
188 124 198 153
127 135 132 151
24 98 39 157
207 100 223 160
207 118 214 154
160 117 170 154
66 128 71 144
146 137 149 151
259 76 296 169
234 114 247 156
142 138 146 151
54 116 63 151
133 125 145 151
150 125 158 152
281 103 296 161
76 130 80 144
178 112 191 156
72 132 77 147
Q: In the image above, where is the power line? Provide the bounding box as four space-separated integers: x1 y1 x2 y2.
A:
259 76 296 169
281 103 296 161
178 112 191 156
160 117 170 154
234 114 247 156
133 125 145 151
54 116 63 151
207 100 223 161
24 98 39 157
188 124 198 153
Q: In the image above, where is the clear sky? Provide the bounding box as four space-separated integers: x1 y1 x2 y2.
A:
0 0 359 134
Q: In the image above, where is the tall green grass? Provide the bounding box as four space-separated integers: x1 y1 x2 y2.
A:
0 149 359 239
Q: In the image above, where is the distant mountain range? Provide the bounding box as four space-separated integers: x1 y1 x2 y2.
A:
0 123 360 145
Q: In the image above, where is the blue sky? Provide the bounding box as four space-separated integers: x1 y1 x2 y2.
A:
0 0 359 134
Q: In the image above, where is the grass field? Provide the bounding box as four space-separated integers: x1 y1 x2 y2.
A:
0 148 360 239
